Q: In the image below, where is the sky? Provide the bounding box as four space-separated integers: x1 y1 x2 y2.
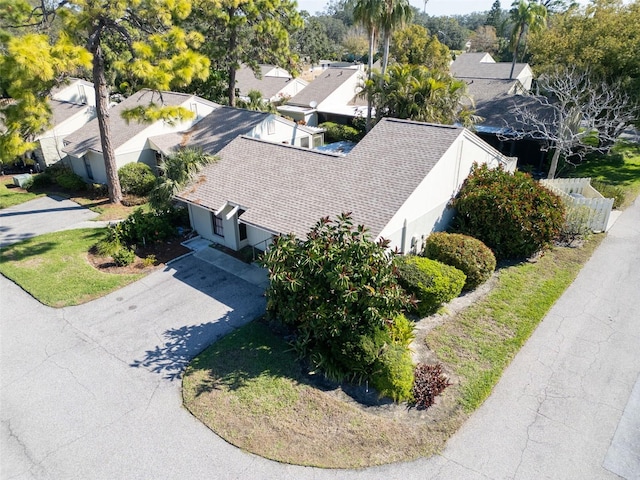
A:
296 0 594 17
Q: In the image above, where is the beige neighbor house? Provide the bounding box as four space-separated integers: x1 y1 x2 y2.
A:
62 90 218 184
175 117 516 254
33 78 96 169
277 65 368 126
234 64 308 104
451 52 534 91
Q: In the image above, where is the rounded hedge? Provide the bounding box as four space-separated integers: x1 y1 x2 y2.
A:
395 256 465 316
423 232 496 291
118 162 156 196
451 164 565 260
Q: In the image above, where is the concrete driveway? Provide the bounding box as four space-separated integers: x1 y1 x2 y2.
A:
1 197 639 479
0 195 99 247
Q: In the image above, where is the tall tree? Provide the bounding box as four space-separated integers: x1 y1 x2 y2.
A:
501 67 639 178
362 64 477 126
379 0 413 75
353 0 384 131
486 0 503 32
189 0 302 107
508 0 547 79
0 32 91 164
390 24 450 70
528 0 640 133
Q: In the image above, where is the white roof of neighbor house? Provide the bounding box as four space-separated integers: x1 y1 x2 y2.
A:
286 67 362 108
176 118 467 239
63 90 216 157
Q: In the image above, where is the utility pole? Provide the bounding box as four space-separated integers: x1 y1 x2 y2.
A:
423 0 429 14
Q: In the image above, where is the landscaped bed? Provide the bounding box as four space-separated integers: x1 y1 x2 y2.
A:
182 236 603 468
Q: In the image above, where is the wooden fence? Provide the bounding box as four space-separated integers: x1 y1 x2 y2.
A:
540 178 614 232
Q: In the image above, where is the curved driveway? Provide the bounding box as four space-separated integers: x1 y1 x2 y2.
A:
1 198 639 479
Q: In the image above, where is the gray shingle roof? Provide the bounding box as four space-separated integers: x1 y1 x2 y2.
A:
234 66 293 99
176 118 464 239
149 107 270 155
63 90 204 157
287 68 360 107
451 52 528 80
50 99 88 126
475 93 555 131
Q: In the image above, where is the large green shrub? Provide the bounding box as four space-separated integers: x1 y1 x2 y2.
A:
319 121 363 143
395 256 466 316
28 173 53 190
118 162 156 196
423 232 496 291
56 171 86 191
451 164 565 260
260 213 412 398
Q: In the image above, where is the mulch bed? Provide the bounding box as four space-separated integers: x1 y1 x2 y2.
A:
87 236 192 274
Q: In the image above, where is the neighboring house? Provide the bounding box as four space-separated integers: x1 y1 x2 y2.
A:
62 90 217 184
175 117 516 254
235 64 308 104
278 65 367 126
33 78 96 169
451 52 534 90
148 106 324 156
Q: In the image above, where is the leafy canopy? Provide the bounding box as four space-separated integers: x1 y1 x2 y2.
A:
260 213 411 384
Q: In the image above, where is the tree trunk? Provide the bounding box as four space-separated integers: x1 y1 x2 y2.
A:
92 44 122 204
227 11 238 107
381 32 390 76
547 146 560 179
228 65 237 107
509 29 524 80
366 29 375 132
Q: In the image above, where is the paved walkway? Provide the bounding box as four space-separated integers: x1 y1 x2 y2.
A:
1 197 639 479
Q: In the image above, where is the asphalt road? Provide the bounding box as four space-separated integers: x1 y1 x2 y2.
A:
1 197 638 479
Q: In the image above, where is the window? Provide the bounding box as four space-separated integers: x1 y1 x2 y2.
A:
267 120 275 135
300 137 310 148
212 213 224 237
313 135 323 148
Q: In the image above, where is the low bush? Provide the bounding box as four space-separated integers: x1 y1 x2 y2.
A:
591 180 625 209
558 204 592 246
423 232 496 291
44 163 70 181
370 344 415 402
112 247 135 266
28 173 53 190
118 162 156 196
56 172 86 191
88 183 107 197
388 313 415 347
411 363 451 410
116 208 176 246
319 121 363 143
451 163 565 260
395 256 466 316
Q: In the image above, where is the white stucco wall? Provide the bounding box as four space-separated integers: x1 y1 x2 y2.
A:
271 79 308 103
378 130 511 253
247 116 316 147
35 108 96 166
52 81 96 106
517 65 534 91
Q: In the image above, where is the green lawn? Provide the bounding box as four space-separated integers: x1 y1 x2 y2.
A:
0 178 42 209
0 229 143 307
183 237 602 468
567 141 640 207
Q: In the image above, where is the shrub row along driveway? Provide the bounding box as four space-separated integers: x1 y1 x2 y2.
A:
1 197 639 479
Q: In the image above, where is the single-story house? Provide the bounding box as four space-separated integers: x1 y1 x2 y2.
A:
235 64 308 104
33 78 96 169
148 106 324 156
62 90 217 184
278 65 368 126
175 117 516 254
451 52 534 91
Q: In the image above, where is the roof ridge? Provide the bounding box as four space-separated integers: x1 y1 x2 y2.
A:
381 118 463 130
236 135 344 158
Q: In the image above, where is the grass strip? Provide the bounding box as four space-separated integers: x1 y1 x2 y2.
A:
0 179 42 209
0 228 143 307
427 237 603 412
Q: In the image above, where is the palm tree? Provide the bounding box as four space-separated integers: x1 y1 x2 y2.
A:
379 0 413 76
509 0 547 79
353 0 384 131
